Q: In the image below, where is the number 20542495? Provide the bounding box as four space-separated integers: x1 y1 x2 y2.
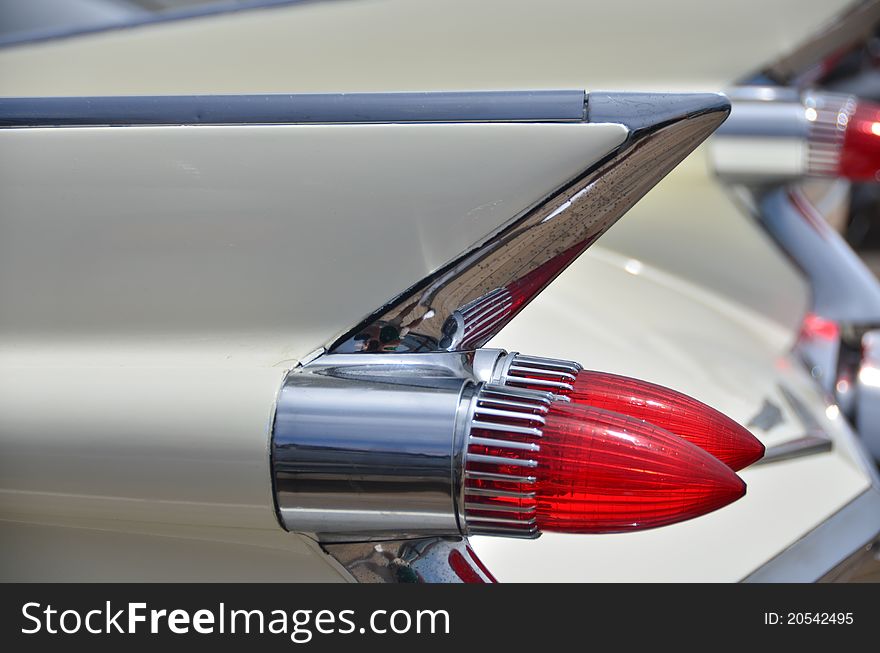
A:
764 613 854 625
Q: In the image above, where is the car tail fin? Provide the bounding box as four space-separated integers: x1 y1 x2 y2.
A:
331 91 730 354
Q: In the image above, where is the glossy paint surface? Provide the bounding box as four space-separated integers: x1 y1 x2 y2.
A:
478 246 873 581
0 0 851 96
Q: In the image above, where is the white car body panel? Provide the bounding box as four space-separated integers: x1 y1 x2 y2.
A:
0 121 625 367
0 118 626 581
481 246 872 581
0 0 851 96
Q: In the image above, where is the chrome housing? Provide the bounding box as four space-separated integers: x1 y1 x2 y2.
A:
272 354 478 542
272 348 542 542
710 87 858 182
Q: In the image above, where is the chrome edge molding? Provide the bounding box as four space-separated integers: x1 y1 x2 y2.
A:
0 90 587 127
754 385 834 465
330 92 731 354
743 487 880 582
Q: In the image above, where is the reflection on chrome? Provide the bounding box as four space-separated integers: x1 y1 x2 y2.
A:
331 93 730 354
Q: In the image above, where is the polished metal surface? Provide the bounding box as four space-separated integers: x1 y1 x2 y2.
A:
331 92 730 354
755 385 834 465
272 354 477 542
0 90 588 127
855 330 880 460
743 488 880 582
323 537 495 583
805 93 856 176
494 352 582 393
463 384 557 538
441 287 513 351
758 186 880 325
756 435 833 464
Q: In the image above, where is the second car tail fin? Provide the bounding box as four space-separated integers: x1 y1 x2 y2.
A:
331 91 731 354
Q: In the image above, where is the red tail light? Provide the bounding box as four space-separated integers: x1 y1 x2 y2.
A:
464 386 746 536
839 100 880 181
503 356 764 471
799 312 840 342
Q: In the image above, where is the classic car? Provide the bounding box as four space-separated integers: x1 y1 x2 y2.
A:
0 0 878 582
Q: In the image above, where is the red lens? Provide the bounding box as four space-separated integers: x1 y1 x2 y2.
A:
568 371 764 470
839 100 880 181
465 397 747 535
535 403 746 533
799 312 839 342
505 363 764 470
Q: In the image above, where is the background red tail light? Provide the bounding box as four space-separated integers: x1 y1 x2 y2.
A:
464 387 747 535
839 100 880 181
503 356 764 471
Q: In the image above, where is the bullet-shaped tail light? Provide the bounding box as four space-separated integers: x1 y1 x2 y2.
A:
499 353 764 470
711 89 880 183
463 385 746 536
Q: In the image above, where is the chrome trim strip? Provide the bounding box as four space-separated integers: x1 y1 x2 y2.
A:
754 434 833 465
464 502 536 514
0 90 588 128
465 487 536 498
472 406 546 424
754 386 834 464
468 437 541 452
466 515 537 526
332 92 730 354
464 470 536 484
462 384 557 538
466 453 538 468
743 488 880 582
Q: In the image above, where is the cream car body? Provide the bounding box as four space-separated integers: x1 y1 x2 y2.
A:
0 0 876 581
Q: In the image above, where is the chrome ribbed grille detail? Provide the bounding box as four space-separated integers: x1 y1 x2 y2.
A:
463 384 555 538
502 353 582 394
806 93 855 176
441 288 513 350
